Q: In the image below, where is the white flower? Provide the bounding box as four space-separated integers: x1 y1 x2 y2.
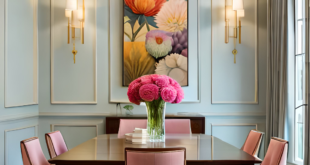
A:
155 53 188 86
145 30 173 59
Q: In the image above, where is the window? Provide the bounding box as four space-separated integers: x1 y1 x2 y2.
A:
294 0 306 162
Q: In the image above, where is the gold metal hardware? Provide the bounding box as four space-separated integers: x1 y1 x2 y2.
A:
225 0 244 63
72 41 78 64
232 49 238 64
66 0 85 64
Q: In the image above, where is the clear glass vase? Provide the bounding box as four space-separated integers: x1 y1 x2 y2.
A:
145 98 166 142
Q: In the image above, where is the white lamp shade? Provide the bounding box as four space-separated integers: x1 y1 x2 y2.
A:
233 0 244 10
237 10 245 17
77 6 83 20
66 0 77 10
65 9 72 17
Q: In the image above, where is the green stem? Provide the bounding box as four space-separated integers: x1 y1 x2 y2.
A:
145 17 150 32
132 21 146 42
146 98 166 141
124 32 132 41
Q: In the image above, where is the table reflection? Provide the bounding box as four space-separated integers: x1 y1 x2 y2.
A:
95 134 212 161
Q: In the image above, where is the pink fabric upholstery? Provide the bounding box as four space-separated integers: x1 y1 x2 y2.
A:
118 119 147 138
261 138 288 165
126 150 185 165
45 131 68 158
242 130 263 156
165 119 191 134
279 144 288 165
21 137 50 165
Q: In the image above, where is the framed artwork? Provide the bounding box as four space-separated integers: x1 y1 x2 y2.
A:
122 0 189 86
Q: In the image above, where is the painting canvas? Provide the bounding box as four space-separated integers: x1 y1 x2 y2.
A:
123 0 189 86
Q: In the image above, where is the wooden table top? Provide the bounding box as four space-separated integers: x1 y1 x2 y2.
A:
48 134 262 165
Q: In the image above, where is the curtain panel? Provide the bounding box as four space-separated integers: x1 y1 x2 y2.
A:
266 0 288 151
304 0 310 163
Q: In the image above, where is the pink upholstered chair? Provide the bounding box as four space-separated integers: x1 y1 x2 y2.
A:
125 147 186 165
241 130 264 157
261 137 288 165
20 137 50 165
165 119 191 134
45 131 68 159
118 119 147 138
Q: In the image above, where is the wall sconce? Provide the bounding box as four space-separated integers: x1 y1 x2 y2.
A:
66 0 85 64
225 0 245 63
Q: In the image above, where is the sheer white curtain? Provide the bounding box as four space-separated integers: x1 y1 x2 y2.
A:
266 0 288 150
304 0 310 164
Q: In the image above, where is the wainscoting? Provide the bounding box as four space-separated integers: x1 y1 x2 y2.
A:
39 116 105 157
0 117 38 165
52 124 98 149
38 114 266 159
206 116 266 158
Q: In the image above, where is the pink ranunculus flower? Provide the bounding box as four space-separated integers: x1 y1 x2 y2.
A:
127 74 184 104
127 81 142 105
150 74 160 82
140 75 153 85
168 77 178 86
154 76 170 87
139 84 159 102
173 86 184 104
161 86 177 103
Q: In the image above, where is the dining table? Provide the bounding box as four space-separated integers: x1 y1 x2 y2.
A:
48 134 262 165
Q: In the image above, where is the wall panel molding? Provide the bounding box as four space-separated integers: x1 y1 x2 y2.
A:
210 123 258 135
51 124 99 136
4 125 38 165
50 0 97 104
211 0 258 104
210 123 258 153
0 112 38 122
4 0 38 107
108 0 201 103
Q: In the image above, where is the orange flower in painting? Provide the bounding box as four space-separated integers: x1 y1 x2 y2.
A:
125 0 166 17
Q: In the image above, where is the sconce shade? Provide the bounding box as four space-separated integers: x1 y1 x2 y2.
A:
237 10 245 17
65 9 72 17
233 0 244 10
78 6 83 20
66 0 77 10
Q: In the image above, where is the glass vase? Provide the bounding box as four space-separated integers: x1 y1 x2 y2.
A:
145 98 166 142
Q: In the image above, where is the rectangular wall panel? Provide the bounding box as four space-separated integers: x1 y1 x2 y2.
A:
211 0 258 104
53 125 97 149
51 0 97 104
109 0 200 103
5 0 38 107
5 126 37 165
211 124 257 149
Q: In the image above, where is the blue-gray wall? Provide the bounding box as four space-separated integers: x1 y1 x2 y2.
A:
38 0 267 159
0 0 268 164
0 0 39 164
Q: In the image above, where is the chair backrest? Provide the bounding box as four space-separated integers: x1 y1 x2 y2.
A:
261 137 289 165
20 137 50 165
165 119 191 134
241 130 264 156
45 131 68 159
118 119 147 138
125 147 186 165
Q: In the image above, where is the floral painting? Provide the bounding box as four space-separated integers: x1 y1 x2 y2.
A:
123 0 188 86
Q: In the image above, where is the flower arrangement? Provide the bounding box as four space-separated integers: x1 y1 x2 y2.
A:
127 74 184 105
127 74 184 142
